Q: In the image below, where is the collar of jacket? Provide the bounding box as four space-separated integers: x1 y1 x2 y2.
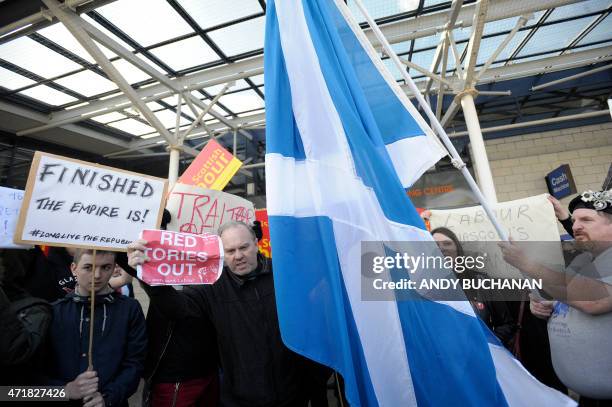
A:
227 253 271 287
66 290 118 304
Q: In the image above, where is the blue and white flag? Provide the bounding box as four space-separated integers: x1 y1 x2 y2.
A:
264 1 575 406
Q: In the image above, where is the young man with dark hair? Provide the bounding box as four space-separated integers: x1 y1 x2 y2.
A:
46 249 147 407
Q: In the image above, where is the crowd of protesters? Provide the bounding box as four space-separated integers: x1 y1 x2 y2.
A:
1 189 610 406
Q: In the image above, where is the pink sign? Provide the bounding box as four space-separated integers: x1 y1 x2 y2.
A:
137 229 224 286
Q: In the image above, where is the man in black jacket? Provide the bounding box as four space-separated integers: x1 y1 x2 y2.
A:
128 221 315 407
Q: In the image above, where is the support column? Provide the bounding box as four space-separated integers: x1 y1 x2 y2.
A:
460 92 497 203
168 146 181 190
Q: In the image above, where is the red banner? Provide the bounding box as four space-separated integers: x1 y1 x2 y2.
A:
255 209 271 258
137 229 223 286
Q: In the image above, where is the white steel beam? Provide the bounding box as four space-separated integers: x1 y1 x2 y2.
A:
447 110 610 137
531 63 612 91
0 100 129 148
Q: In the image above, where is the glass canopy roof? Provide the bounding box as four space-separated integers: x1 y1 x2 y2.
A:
0 0 610 143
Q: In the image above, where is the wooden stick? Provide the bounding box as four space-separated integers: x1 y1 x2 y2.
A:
87 249 97 370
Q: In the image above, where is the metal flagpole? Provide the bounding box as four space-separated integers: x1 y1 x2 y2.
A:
348 0 509 241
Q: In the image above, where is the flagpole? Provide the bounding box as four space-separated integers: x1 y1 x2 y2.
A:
347 0 509 241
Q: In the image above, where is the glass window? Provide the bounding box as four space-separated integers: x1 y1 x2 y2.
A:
392 40 413 56
204 79 249 95
348 0 420 22
208 17 265 56
485 30 529 63
107 118 156 135
0 66 36 90
578 14 612 45
96 0 194 47
0 36 82 78
483 16 521 36
91 111 128 123
218 89 264 113
409 48 437 72
37 23 96 63
19 85 78 105
518 16 593 57
55 70 117 97
81 14 133 57
249 74 264 86
111 57 159 84
237 108 265 118
547 0 609 22
177 0 262 29
382 58 404 81
153 109 191 128
423 0 450 6
149 36 219 71
412 34 443 52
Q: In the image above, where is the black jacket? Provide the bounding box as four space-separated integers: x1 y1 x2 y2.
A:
0 287 52 385
45 292 147 407
459 270 517 347
140 255 310 407
116 253 219 406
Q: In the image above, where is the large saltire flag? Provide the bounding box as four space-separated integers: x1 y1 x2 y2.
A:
264 0 575 406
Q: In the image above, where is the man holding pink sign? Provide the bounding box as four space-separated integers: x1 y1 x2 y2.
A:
127 221 322 407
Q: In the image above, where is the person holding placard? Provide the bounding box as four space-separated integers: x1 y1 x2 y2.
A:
501 190 612 404
127 221 329 407
45 249 146 407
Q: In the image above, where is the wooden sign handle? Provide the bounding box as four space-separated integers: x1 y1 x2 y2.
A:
87 249 96 371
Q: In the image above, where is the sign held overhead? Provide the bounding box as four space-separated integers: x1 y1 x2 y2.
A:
14 151 167 250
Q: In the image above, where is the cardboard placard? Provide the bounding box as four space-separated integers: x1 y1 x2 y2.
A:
136 229 223 286
178 139 242 190
429 194 564 279
14 152 167 251
0 186 30 248
166 183 255 235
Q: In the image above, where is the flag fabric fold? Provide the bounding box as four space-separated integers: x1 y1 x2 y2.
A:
264 1 575 406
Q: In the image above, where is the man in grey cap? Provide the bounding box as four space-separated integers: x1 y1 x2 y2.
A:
501 190 612 405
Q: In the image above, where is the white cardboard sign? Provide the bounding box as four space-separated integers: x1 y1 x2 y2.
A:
166 183 255 235
0 186 30 248
429 194 564 279
14 152 167 251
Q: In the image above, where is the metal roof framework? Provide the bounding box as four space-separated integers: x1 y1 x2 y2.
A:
0 0 610 194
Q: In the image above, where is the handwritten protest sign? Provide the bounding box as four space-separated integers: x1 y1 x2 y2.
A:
429 194 564 279
136 229 223 286
178 139 242 190
255 208 271 258
0 186 30 248
166 183 255 235
14 152 167 250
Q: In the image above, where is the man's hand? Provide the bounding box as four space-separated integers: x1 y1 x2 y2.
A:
127 239 149 269
547 195 570 221
65 371 98 400
83 392 105 407
529 295 554 320
499 238 535 274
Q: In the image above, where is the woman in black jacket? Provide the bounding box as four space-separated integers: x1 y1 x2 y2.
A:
431 227 517 347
